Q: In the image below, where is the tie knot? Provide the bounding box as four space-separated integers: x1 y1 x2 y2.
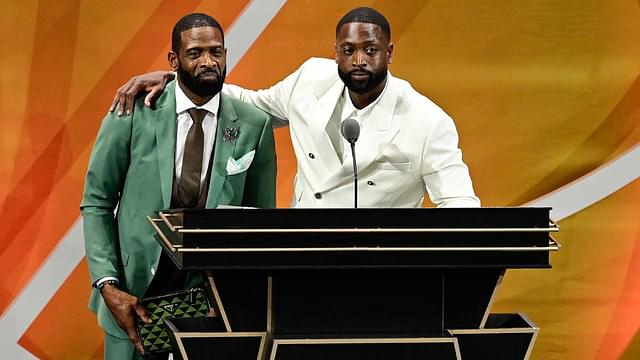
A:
187 108 208 125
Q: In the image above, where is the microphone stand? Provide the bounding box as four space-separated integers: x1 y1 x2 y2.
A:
341 118 360 209
349 141 358 208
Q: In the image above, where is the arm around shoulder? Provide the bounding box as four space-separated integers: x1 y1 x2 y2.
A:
222 61 309 122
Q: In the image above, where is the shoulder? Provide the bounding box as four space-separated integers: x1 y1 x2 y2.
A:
385 75 460 140
115 80 177 121
282 57 340 96
295 57 339 81
389 74 450 120
146 80 176 113
93 83 175 146
300 57 336 70
130 81 176 123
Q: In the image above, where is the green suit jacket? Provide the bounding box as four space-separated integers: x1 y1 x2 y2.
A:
80 81 276 337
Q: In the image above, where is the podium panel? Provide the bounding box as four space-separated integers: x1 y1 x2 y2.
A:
165 318 266 360
449 313 539 360
272 271 443 334
270 338 461 360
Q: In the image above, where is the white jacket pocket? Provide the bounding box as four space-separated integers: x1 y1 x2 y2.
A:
226 150 255 175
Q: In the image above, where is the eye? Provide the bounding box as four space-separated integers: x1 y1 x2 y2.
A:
187 49 201 58
213 48 225 57
365 47 378 55
342 46 354 55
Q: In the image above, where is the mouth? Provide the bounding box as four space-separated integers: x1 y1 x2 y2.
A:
350 71 371 81
197 71 219 80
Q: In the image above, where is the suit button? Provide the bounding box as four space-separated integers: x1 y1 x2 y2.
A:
314 193 322 199
308 153 315 159
367 180 375 186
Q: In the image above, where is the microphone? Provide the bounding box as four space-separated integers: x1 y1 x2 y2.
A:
341 118 360 144
341 119 360 208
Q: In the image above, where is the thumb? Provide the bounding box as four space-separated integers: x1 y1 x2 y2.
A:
134 303 152 324
144 90 158 108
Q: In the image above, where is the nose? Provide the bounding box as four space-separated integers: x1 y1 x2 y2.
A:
201 52 217 69
352 50 366 67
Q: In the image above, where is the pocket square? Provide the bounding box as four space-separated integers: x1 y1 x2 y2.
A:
226 150 255 175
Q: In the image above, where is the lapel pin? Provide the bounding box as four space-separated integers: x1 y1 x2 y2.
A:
223 127 239 142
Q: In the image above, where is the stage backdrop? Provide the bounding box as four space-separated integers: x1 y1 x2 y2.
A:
1 1 639 359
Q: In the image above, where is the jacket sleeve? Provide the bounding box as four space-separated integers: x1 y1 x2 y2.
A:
222 63 306 124
80 111 132 284
241 114 277 208
421 115 480 208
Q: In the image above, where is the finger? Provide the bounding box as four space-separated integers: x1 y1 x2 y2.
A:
134 303 152 324
125 87 136 115
111 84 128 114
144 88 161 108
109 91 120 112
121 310 145 354
144 93 153 108
127 328 145 355
117 84 130 117
133 336 145 355
135 343 145 355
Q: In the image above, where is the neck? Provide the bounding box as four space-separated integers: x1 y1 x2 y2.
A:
178 80 215 106
348 77 387 109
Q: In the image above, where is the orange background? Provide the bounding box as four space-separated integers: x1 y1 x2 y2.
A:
1 1 639 359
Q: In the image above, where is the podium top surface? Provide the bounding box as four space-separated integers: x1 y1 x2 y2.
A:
168 207 552 229
148 207 559 270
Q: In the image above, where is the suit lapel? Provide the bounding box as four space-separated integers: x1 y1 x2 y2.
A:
352 77 400 171
306 80 345 173
205 94 238 208
152 81 178 209
319 75 400 191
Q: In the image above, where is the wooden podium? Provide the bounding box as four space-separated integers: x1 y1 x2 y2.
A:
148 207 559 360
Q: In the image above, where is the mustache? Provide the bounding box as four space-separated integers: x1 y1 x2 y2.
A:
349 69 373 76
195 68 221 79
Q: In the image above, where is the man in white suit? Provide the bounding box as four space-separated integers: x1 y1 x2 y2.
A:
111 7 480 208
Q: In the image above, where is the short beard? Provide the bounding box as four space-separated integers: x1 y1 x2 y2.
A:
338 67 387 94
178 66 226 98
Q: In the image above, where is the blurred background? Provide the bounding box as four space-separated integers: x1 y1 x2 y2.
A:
0 0 638 358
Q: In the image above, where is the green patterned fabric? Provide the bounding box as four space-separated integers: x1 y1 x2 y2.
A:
137 288 210 356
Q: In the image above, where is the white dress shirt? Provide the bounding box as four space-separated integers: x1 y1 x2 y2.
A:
174 81 220 191
337 80 388 162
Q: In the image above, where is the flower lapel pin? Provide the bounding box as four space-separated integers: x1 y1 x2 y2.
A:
223 127 239 142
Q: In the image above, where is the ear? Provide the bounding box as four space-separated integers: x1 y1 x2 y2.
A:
168 51 178 71
387 42 394 64
221 48 228 70
334 42 339 63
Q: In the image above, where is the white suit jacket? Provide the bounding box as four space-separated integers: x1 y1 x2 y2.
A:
225 57 480 208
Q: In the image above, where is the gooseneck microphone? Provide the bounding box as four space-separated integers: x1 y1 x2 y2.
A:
341 118 360 208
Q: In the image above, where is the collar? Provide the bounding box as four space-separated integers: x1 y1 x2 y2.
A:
174 78 221 115
340 75 390 124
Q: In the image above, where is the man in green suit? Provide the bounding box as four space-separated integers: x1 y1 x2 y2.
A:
81 13 276 359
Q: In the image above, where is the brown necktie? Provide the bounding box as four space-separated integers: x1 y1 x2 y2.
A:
176 108 208 208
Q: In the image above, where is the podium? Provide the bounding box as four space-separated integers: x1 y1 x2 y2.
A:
148 207 559 360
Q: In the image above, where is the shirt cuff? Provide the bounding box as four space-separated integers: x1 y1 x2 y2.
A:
94 276 119 289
